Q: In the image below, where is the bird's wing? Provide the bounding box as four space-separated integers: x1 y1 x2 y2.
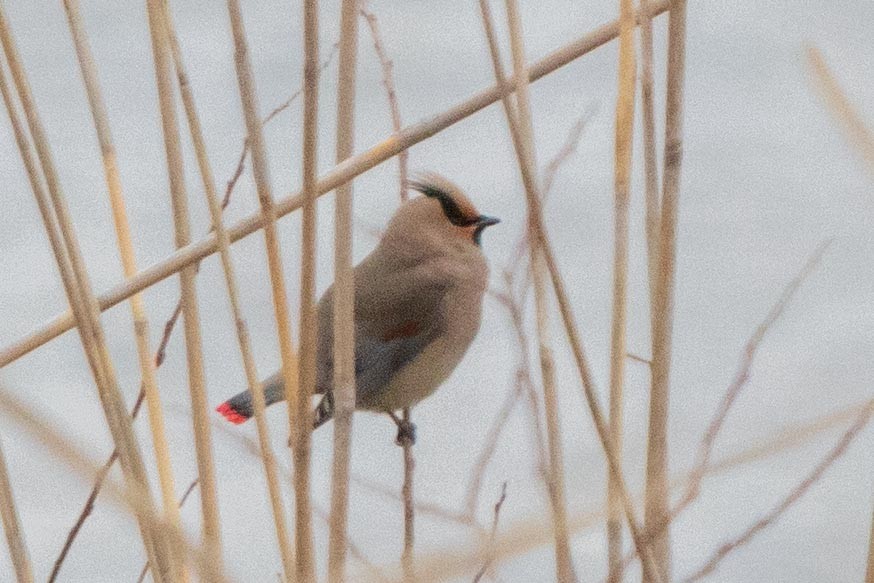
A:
315 251 451 403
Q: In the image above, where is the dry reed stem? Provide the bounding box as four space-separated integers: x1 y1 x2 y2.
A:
537 226 663 583
805 44 874 175
639 0 661 307
465 119 589 518
681 406 872 583
357 6 418 576
172 1 297 578
145 0 222 568
470 112 589 516
169 424 387 583
50 56 326 576
607 0 637 578
0 12 172 579
644 1 687 580
479 1 575 579
293 1 321 580
0 436 33 583
867 500 874 583
0 387 229 583
222 43 339 210
0 0 673 368
613 242 829 578
472 483 508 583
138 478 201 583
61 3 187 579
391 398 874 583
327 1 359 580
360 1 408 202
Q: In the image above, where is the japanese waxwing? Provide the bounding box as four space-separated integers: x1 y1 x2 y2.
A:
216 172 500 442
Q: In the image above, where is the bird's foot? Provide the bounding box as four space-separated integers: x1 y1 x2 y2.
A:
395 419 416 447
388 411 416 447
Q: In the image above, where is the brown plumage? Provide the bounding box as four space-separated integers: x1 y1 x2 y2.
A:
216 172 500 437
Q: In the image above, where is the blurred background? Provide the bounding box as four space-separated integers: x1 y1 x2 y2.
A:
0 0 873 581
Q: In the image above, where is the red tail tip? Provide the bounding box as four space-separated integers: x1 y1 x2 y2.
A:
216 402 248 425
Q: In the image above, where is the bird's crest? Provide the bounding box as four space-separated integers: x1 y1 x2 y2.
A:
408 172 479 226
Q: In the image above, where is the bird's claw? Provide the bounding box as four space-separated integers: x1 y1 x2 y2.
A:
395 419 416 447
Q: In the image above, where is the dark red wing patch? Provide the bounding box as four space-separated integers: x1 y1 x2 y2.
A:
382 320 420 342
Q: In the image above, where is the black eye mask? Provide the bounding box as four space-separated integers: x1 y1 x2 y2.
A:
409 180 478 227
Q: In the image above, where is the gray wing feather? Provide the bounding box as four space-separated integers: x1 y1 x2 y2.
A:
315 248 450 405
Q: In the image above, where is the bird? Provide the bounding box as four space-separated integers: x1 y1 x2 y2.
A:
215 172 500 445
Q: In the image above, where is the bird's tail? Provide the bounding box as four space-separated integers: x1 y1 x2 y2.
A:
215 372 286 425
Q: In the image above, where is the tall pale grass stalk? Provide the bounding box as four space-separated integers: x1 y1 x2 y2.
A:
293 0 321 580
538 231 662 583
804 44 874 175
0 8 173 579
613 242 829 578
800 44 874 583
170 1 298 578
145 0 222 569
48 56 326 574
866 506 874 583
61 4 187 579
327 1 359 581
0 436 33 583
392 398 874 583
0 386 230 583
639 0 661 303
355 5 419 575
607 0 637 579
644 1 687 580
681 406 872 583
0 0 673 368
478 0 575 579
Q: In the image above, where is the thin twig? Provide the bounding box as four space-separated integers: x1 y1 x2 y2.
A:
392 398 874 583
0 386 227 583
466 275 547 520
643 1 687 579
360 1 408 201
473 483 508 583
401 408 416 582
0 0 674 368
327 0 359 581
613 241 830 579
681 406 873 583
222 42 339 209
469 116 590 517
352 473 475 529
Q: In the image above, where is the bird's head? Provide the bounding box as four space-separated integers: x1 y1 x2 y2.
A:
395 172 500 248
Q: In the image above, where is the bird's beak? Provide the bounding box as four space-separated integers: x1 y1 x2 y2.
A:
476 215 501 228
